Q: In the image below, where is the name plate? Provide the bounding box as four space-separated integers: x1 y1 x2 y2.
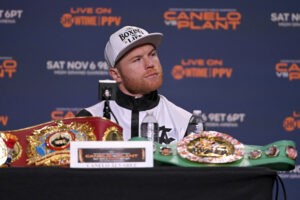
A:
70 141 153 168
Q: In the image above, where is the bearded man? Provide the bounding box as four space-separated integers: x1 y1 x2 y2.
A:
77 26 192 144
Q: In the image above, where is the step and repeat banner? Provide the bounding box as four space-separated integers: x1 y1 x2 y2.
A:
1 0 299 198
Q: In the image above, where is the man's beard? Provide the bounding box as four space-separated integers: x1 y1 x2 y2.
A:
121 71 163 95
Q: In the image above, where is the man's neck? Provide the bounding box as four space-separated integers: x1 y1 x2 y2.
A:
118 86 143 98
115 88 160 111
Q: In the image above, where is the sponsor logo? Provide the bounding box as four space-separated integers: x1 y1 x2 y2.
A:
51 108 82 120
275 60 300 81
164 8 242 30
0 57 17 79
46 60 109 76
271 12 300 27
0 9 23 24
283 111 300 132
0 116 8 126
279 165 300 179
171 58 232 80
202 112 246 128
60 7 121 28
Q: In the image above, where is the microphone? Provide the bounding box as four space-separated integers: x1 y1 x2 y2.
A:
99 80 119 124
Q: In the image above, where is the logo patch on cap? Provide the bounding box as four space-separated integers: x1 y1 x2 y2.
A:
118 28 145 44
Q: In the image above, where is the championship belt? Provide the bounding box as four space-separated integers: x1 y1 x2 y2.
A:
0 117 123 167
153 131 297 171
0 133 20 167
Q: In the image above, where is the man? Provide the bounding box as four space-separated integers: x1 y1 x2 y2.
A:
77 26 192 144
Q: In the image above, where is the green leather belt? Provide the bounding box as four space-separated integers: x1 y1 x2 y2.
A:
131 131 297 171
154 140 296 171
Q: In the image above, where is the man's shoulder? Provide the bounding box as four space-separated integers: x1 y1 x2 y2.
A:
76 101 105 117
87 101 105 109
76 109 93 117
158 95 190 111
158 94 192 117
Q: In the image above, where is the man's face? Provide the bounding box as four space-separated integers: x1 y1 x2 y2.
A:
110 44 163 97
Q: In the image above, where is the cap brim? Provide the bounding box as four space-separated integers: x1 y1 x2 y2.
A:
114 33 163 66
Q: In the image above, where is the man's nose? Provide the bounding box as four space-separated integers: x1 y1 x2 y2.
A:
144 57 154 69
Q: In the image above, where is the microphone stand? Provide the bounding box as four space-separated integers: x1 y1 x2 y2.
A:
102 88 119 124
103 89 111 119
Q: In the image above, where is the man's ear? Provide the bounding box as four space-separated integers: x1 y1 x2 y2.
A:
109 67 122 83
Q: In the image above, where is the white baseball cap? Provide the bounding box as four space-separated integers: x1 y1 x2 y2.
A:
104 26 163 67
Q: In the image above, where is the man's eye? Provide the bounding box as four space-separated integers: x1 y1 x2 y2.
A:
133 58 141 62
151 52 157 56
